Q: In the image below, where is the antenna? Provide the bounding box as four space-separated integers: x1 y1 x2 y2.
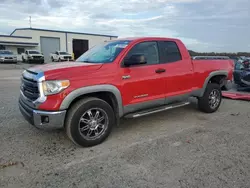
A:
29 16 32 28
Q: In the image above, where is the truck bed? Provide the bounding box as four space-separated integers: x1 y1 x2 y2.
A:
192 59 234 89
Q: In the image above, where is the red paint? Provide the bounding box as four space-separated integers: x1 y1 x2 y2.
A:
222 91 250 101
34 37 234 111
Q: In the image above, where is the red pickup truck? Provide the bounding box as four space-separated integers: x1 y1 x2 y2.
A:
19 37 234 147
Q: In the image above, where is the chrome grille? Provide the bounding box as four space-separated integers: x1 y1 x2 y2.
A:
64 56 72 59
33 56 42 59
4 57 13 59
21 71 40 101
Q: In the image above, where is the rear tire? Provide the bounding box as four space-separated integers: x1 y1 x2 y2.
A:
198 83 222 113
65 97 115 147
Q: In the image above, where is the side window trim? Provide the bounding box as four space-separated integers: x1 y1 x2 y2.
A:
121 41 160 67
158 41 182 64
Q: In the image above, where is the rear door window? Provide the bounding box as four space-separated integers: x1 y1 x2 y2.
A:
158 41 182 63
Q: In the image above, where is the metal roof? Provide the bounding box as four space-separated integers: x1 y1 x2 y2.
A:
10 28 118 38
0 41 38 46
0 35 32 39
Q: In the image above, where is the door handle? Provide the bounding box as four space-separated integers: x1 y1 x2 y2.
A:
155 68 166 74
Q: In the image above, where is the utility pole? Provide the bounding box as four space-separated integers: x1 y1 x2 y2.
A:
29 16 32 28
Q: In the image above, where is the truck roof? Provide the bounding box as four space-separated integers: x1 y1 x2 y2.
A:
114 37 180 42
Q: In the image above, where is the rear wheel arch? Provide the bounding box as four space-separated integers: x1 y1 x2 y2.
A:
199 71 228 97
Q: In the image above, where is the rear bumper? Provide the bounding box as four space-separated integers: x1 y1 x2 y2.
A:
19 97 66 129
222 79 233 90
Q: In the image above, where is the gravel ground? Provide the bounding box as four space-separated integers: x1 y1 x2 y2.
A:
0 69 250 188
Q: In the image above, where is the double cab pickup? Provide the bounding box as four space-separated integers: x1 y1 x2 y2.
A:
19 37 234 147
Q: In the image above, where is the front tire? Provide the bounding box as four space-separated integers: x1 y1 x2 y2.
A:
65 97 115 147
198 83 222 113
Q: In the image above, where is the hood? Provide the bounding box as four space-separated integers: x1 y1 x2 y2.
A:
28 61 103 80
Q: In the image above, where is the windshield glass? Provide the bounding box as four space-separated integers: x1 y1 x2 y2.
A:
59 52 70 55
76 40 131 63
29 51 40 54
235 62 244 70
0 50 13 55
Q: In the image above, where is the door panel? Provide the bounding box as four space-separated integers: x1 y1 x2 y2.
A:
122 65 166 105
158 41 194 102
120 41 166 113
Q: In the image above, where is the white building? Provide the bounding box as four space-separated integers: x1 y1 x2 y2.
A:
0 28 118 62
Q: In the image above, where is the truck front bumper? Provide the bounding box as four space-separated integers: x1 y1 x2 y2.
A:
28 59 44 63
19 98 66 129
0 59 17 63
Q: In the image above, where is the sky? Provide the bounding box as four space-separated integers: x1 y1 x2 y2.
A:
0 0 249 52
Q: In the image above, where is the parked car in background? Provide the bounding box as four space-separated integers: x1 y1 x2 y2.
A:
21 50 44 64
234 61 250 88
0 50 17 64
50 51 73 62
229 56 241 63
19 37 234 147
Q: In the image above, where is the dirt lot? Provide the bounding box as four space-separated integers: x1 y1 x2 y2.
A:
0 67 250 188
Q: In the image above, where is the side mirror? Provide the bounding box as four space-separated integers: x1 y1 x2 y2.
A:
124 54 147 67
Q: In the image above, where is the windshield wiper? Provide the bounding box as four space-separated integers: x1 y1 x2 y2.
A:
77 59 96 63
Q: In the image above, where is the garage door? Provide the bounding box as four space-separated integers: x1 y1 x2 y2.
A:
40 37 60 62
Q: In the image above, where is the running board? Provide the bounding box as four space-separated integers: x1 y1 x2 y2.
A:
124 102 190 118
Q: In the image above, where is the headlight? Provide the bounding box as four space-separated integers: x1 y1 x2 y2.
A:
28 55 33 59
42 80 70 96
0 56 4 60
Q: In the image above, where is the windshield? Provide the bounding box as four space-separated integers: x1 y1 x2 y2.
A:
59 52 70 55
29 51 40 54
76 40 131 63
0 50 13 55
235 62 244 70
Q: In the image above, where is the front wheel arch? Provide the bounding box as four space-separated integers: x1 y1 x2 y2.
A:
60 85 123 117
